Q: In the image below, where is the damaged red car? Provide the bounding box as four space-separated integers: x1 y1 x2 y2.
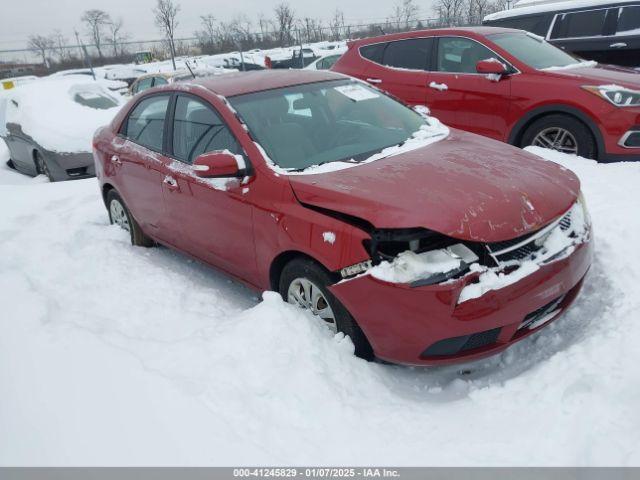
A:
93 70 593 366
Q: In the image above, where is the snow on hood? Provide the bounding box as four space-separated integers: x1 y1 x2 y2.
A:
4 77 124 154
541 63 640 90
541 61 598 71
289 129 580 243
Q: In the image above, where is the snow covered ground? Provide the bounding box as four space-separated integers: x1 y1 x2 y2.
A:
1 139 639 466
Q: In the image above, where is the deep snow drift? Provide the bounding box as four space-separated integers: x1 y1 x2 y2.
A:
1 142 639 466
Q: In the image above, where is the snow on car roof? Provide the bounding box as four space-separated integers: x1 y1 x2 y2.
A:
485 0 637 21
4 77 124 154
192 70 345 97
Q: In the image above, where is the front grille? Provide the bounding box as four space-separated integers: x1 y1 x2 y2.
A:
460 327 501 352
486 209 573 264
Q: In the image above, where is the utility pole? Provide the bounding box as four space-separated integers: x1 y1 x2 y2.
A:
75 30 96 80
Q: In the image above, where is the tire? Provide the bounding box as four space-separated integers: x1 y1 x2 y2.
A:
6 159 15 170
106 189 154 247
279 258 374 360
520 114 597 159
34 151 54 182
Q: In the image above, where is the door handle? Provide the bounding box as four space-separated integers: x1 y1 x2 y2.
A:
429 81 449 91
163 175 179 191
366 78 382 84
610 42 628 48
110 155 122 166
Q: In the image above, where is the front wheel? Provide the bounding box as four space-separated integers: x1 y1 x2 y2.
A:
279 258 374 360
106 189 154 247
520 114 597 159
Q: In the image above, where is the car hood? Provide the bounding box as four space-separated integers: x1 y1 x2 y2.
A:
544 64 640 89
288 130 580 243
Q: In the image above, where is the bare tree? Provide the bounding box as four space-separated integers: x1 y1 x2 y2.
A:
328 9 345 41
81 9 111 59
51 30 70 62
154 0 180 70
27 34 54 67
435 0 466 26
195 14 216 50
274 2 295 46
108 17 126 56
392 0 420 29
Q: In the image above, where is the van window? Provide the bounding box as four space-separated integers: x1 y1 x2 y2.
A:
490 14 553 37
550 9 608 39
382 38 433 70
617 6 640 35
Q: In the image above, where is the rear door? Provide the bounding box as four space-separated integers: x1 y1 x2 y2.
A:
161 93 257 280
548 6 622 64
427 36 512 141
360 37 435 107
111 93 174 242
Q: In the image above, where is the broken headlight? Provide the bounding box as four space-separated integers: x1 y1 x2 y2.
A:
360 228 481 286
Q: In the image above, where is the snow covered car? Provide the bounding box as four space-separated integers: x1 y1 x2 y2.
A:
1 78 123 181
129 68 229 95
93 70 593 366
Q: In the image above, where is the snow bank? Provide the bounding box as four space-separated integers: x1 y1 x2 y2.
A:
4 77 123 153
1 147 640 466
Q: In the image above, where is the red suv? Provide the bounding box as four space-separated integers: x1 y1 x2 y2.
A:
93 70 592 366
332 27 640 162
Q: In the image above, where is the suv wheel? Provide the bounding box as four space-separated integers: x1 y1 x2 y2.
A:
521 114 597 159
106 189 154 247
279 258 374 360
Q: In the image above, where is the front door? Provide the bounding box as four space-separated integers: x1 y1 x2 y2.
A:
162 94 257 281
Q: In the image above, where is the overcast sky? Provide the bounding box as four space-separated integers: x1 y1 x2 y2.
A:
0 0 437 52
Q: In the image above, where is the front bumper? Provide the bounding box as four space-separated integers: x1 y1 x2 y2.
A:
330 237 593 366
45 150 96 181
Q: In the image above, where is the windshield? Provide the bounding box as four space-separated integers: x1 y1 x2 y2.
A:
229 79 425 171
487 32 580 70
73 91 119 110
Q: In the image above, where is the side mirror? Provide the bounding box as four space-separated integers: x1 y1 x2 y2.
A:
476 59 508 76
192 151 245 178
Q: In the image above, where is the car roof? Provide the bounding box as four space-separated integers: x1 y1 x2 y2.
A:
190 70 345 97
349 26 521 47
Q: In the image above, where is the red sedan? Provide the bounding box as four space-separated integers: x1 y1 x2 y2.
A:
332 27 640 162
93 70 592 366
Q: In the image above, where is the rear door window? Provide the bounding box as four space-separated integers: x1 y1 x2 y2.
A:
617 6 640 35
550 9 608 39
172 95 241 164
436 37 496 73
382 38 433 70
490 14 553 37
123 95 170 151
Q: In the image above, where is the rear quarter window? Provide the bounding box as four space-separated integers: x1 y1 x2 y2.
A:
359 43 387 64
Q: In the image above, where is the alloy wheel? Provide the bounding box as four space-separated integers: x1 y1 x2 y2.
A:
531 127 579 155
109 199 130 232
287 277 337 333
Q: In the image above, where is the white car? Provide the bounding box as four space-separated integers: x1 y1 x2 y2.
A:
0 77 123 181
304 53 345 71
